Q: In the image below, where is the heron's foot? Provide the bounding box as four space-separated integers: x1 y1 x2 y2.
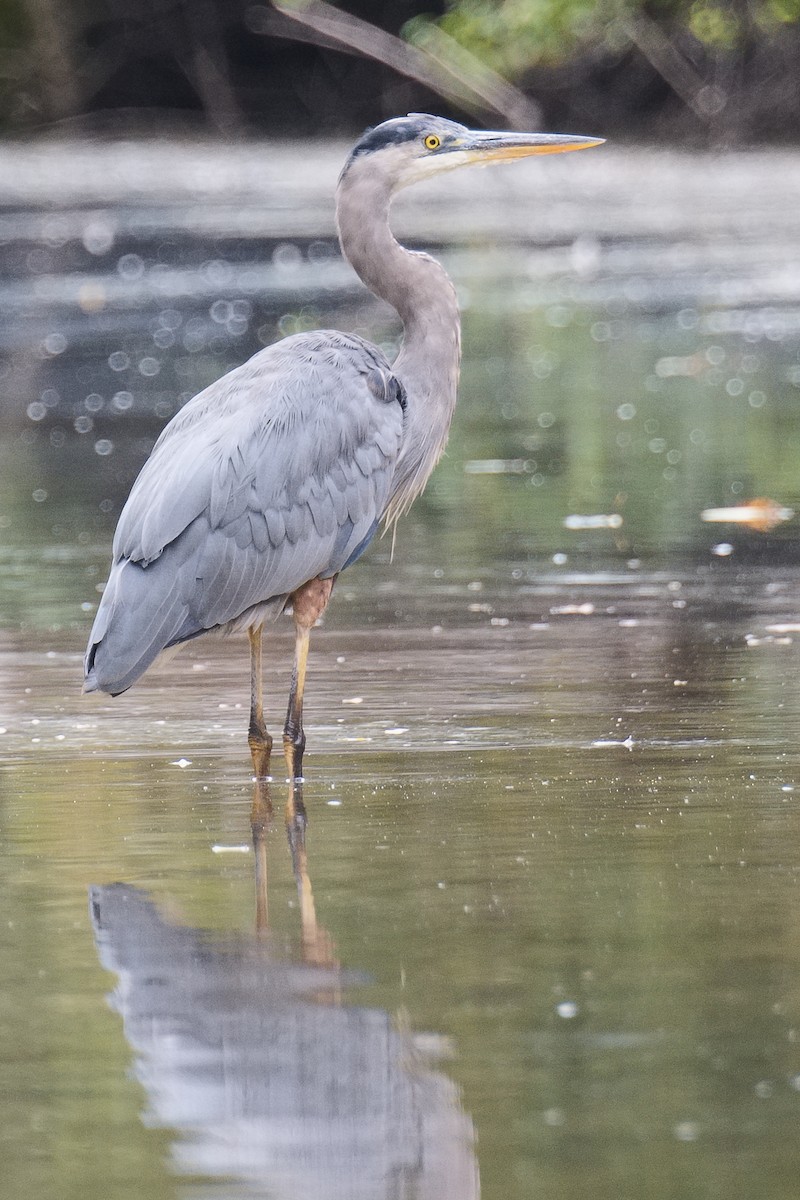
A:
283 729 306 781
249 726 273 781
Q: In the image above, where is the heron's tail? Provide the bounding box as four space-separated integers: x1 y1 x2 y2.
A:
83 556 192 696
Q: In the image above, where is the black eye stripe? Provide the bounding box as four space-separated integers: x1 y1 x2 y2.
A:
343 114 469 170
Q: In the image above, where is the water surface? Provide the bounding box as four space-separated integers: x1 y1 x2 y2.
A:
3 142 800 1200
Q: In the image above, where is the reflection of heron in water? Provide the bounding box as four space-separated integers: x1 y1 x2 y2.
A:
90 781 479 1200
83 113 602 780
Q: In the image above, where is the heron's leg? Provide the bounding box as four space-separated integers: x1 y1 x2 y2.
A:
283 577 334 780
248 625 272 779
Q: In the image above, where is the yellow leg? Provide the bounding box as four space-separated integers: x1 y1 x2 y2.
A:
283 576 334 781
248 626 272 779
283 625 310 781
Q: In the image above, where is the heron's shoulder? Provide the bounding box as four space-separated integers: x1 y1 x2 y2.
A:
162 331 396 429
245 329 393 376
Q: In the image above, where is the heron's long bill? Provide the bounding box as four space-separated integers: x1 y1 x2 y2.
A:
458 131 604 164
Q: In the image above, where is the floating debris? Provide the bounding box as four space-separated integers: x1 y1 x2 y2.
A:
745 632 793 646
563 513 623 530
550 603 594 615
701 498 794 533
655 353 705 378
210 844 250 854
170 757 192 768
463 458 529 474
591 735 635 750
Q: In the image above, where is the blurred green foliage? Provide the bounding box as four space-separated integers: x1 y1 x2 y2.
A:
0 0 799 140
405 0 800 73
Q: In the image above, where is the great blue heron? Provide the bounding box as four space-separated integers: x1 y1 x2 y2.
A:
84 113 602 780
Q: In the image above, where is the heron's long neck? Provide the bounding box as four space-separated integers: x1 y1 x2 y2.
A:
336 171 461 518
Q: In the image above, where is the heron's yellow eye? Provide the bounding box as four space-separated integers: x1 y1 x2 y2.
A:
423 134 441 151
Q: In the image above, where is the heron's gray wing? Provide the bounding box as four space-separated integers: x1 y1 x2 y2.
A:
85 331 404 694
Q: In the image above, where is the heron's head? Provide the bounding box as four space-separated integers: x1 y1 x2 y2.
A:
339 113 603 194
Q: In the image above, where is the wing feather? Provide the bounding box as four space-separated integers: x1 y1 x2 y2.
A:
86 330 405 693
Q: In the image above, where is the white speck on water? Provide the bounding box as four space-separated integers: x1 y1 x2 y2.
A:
327 799 342 806
138 356 160 377
711 542 734 556
211 844 250 854
44 332 67 355
170 758 192 768
386 727 409 735
754 1080 773 1099
563 512 623 529
673 1121 700 1142
543 1108 566 1127
117 253 144 280
556 1001 578 1019
437 881 446 890
342 696 363 705
552 552 568 565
